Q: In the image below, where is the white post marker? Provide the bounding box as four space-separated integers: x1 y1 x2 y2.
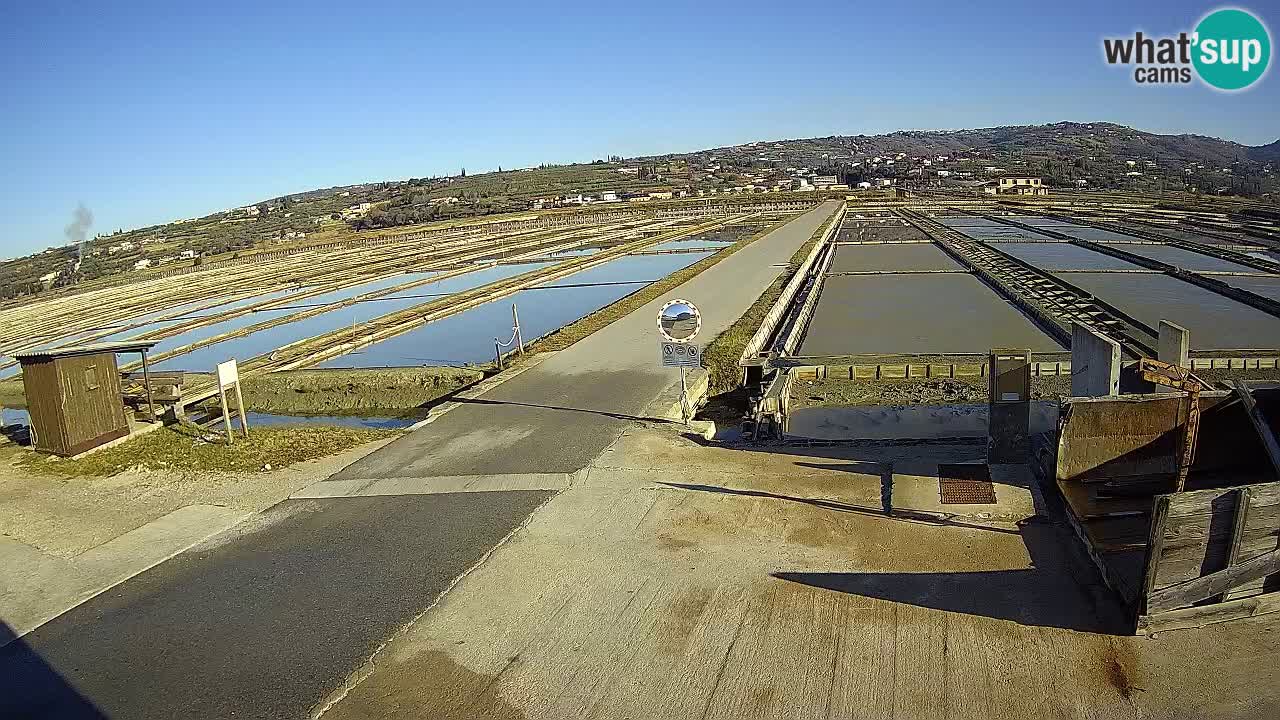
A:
657 299 702 424
216 359 249 444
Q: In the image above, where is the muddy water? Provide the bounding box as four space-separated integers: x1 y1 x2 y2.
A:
1224 275 1280 302
1097 243 1260 273
1066 272 1280 349
829 243 961 272
798 274 1063 355
994 243 1141 271
939 217 1054 241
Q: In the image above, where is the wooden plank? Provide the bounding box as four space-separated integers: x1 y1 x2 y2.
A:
1231 380 1280 480
1165 481 1280 518
1140 495 1170 614
1138 591 1280 635
1147 547 1280 613
1216 488 1252 603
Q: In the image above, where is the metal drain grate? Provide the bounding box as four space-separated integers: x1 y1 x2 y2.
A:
938 463 996 505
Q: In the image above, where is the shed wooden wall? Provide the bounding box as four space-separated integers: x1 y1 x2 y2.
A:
21 359 66 454
56 353 127 456
20 351 128 456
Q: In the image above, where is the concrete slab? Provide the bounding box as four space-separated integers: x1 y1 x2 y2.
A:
889 462 1037 521
828 243 961 272
312 425 1269 720
797 274 1063 356
1065 272 1280 349
0 504 250 641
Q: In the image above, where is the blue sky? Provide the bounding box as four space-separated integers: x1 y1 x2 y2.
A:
2 0 1276 256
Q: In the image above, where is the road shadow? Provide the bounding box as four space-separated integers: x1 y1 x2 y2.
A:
455 395 677 425
0 620 107 719
771 519 1129 634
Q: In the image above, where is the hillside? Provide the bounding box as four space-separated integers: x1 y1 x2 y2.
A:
3 121 1277 302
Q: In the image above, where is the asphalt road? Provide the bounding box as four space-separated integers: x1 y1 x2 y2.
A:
0 492 552 720
333 200 843 480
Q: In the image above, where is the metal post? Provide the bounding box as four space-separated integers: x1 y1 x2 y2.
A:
495 340 503 370
140 349 156 423
679 366 689 425
513 303 524 355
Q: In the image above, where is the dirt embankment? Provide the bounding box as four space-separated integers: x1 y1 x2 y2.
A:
791 375 1073 409
235 367 484 414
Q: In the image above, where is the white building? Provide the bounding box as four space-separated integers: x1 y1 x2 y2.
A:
134 258 152 270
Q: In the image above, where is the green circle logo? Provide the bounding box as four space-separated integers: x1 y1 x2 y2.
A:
1193 8 1271 90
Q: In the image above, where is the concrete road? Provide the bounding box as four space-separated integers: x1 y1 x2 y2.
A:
332 200 842 480
318 425 1280 720
0 201 841 719
0 492 552 720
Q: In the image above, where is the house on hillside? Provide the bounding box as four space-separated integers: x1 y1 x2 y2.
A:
983 176 1048 196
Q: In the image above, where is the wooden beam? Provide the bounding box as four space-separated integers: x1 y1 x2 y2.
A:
1231 380 1280 480
1138 591 1280 635
1147 547 1280 613
1215 487 1252 604
1139 495 1170 615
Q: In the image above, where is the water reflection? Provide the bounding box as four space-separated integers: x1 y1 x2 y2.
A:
319 251 712 368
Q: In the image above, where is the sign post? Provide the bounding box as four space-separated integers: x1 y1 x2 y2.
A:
216 359 249 444
657 299 703 425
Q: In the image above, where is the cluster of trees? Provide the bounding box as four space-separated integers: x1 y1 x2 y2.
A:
350 204 443 230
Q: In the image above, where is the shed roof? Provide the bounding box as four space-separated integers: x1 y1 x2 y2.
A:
13 340 161 363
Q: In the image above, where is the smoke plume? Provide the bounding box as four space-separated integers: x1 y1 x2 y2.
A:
64 203 93 257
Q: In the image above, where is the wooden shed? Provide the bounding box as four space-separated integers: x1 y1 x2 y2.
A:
13 341 159 457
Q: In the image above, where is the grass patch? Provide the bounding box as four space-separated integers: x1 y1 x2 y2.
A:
701 210 840 397
0 379 25 409
19 422 393 477
523 219 790 355
236 367 484 413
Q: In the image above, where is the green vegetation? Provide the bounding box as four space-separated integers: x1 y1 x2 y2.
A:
19 422 394 477
236 367 484 414
0 368 486 415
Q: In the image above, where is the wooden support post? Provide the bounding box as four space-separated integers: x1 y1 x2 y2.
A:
1232 380 1280 480
512 303 524 355
218 385 233 446
1216 487 1253 603
234 381 249 439
1140 495 1171 617
140 350 157 424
